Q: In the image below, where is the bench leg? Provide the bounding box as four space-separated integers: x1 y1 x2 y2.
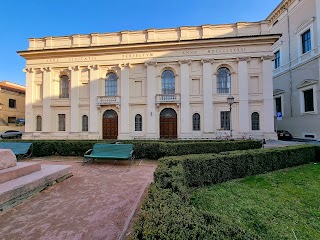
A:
83 157 94 165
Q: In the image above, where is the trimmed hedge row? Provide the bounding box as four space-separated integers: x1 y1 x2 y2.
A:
0 139 261 159
131 145 320 239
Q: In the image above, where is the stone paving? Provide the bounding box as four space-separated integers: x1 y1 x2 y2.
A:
0 158 157 240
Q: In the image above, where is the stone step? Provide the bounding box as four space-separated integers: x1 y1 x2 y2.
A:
0 162 41 184
0 164 72 211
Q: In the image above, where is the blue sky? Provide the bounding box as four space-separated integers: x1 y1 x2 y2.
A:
0 0 282 86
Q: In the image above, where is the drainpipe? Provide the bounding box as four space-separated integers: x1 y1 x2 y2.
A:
285 7 293 117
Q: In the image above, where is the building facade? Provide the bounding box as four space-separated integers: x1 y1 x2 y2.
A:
18 22 280 140
0 81 25 127
268 0 320 140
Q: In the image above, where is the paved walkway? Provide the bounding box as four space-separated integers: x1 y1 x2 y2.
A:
0 158 157 240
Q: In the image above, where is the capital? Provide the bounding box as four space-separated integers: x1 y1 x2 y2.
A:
236 57 251 62
144 61 157 67
201 58 214 64
179 59 191 65
23 68 33 73
261 55 274 61
42 67 52 72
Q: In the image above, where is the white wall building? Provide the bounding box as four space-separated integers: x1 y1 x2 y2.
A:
268 0 320 140
18 22 280 140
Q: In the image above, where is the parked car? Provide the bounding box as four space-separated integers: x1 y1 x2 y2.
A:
277 130 293 141
0 130 23 139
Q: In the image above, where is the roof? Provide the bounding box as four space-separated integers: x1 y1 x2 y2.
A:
0 81 26 94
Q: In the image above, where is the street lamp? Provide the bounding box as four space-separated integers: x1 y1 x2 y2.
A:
227 95 234 138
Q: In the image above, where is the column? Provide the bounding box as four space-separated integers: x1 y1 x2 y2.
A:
42 67 52 132
89 65 99 133
179 60 191 137
238 57 250 132
202 59 214 133
70 66 80 133
145 61 157 138
119 63 131 139
23 68 34 132
262 56 275 133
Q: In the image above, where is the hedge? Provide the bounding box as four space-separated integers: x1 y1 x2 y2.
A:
131 145 320 239
155 145 319 188
0 139 261 159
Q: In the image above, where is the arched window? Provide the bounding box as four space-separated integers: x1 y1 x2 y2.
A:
36 115 42 131
135 114 142 131
217 67 231 94
193 113 200 131
105 73 117 96
82 115 88 131
60 75 69 98
251 112 260 130
161 70 175 94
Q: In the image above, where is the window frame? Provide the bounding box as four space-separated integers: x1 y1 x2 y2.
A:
301 29 311 54
251 112 260 131
59 75 70 98
161 69 175 95
274 50 281 69
105 72 118 96
192 113 201 131
135 114 142 132
9 99 16 108
220 111 230 130
36 115 42 131
82 115 88 132
299 84 318 114
58 114 66 131
217 67 231 94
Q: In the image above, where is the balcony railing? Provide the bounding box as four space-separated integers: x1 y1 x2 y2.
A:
97 96 120 106
155 94 181 105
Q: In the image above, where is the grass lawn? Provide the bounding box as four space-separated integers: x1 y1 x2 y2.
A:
190 163 320 240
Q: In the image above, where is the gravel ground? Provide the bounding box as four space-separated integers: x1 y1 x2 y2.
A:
0 158 157 240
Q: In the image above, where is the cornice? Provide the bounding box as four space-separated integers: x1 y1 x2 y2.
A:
266 0 295 25
18 34 281 60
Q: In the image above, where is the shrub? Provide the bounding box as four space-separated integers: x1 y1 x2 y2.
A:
183 145 318 187
0 139 261 159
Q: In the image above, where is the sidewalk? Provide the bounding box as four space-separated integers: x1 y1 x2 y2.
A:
0 158 157 240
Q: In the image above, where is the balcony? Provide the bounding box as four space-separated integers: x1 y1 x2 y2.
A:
155 94 181 106
97 96 120 106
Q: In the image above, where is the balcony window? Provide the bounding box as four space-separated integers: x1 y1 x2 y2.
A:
59 75 70 98
161 70 175 94
105 73 117 96
217 67 231 94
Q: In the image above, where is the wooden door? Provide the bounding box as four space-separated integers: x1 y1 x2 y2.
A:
160 108 177 139
103 110 118 139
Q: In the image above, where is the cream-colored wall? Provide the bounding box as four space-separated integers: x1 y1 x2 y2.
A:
269 0 320 140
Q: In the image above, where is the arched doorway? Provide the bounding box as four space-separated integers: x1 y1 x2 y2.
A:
160 108 177 139
103 110 118 139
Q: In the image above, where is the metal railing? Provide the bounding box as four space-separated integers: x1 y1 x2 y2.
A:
155 94 181 104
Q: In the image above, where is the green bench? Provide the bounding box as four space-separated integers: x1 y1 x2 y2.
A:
0 142 33 160
83 143 135 165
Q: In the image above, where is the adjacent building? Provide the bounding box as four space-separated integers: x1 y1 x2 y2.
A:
268 0 320 140
0 81 26 126
18 22 280 140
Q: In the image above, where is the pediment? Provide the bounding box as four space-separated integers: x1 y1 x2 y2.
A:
296 18 315 33
273 89 284 96
297 79 318 89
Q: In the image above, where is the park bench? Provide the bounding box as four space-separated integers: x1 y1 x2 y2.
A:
83 143 135 165
0 142 33 160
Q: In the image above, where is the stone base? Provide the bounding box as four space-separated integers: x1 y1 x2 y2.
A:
0 164 72 212
0 162 41 184
0 149 17 170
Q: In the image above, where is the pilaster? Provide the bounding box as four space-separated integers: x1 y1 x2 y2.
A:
89 65 100 133
23 68 34 132
42 67 52 132
262 56 275 133
202 59 214 133
145 61 157 138
179 60 191 137
69 66 80 132
118 63 131 139
316 0 320 48
237 57 250 132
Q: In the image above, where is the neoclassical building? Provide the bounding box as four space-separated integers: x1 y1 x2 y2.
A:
18 22 280 140
269 0 320 140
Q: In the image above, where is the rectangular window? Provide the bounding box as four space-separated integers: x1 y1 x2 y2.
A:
220 111 230 130
8 117 16 124
304 89 314 112
275 97 282 113
302 29 311 54
274 50 280 69
58 114 66 131
9 99 16 108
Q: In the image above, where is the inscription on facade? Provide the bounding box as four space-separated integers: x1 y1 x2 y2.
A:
122 53 154 58
207 47 246 54
46 56 97 63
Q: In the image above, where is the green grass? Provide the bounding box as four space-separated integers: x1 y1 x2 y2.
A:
190 163 320 240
